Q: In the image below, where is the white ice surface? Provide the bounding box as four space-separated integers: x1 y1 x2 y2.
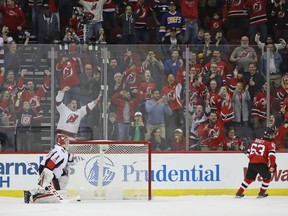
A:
1 195 287 216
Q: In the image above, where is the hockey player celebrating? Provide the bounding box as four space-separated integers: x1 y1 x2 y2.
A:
24 134 82 203
235 127 277 198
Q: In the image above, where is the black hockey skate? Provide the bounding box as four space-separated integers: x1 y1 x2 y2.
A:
235 192 244 198
24 191 31 203
257 192 268 198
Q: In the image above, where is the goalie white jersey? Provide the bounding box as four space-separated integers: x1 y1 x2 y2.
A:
40 144 69 179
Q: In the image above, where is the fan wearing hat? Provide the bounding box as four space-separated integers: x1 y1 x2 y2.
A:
169 128 190 151
162 26 182 46
130 112 147 141
159 1 186 43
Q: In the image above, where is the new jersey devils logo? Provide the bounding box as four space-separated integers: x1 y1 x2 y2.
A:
252 1 262 13
66 114 79 123
240 51 249 58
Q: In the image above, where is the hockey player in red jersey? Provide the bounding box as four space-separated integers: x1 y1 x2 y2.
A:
235 127 277 198
24 134 82 203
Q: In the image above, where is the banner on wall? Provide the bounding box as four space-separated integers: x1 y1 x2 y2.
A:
0 153 287 191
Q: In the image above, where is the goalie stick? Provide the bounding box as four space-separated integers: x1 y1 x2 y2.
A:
26 162 80 204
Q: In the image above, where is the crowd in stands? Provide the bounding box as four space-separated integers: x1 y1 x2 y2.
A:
0 0 288 152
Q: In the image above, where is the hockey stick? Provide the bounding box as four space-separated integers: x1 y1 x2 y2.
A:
27 162 79 204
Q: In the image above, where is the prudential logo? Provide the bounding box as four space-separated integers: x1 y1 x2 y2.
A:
84 156 116 187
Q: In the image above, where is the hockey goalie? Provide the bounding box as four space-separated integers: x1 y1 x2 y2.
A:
24 134 82 203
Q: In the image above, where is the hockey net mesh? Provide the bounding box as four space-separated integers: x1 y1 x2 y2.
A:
67 141 151 200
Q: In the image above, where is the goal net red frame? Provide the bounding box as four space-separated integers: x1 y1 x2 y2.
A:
66 141 152 200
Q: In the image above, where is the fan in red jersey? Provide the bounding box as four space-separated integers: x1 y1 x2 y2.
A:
235 127 277 198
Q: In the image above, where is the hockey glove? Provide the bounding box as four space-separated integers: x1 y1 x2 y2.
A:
68 154 84 165
269 164 277 173
38 168 54 187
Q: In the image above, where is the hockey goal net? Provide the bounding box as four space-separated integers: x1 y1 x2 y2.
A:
66 141 152 200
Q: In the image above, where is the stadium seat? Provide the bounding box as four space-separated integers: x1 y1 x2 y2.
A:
226 29 243 44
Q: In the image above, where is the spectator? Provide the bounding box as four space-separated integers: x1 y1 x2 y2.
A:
276 73 288 103
19 69 51 149
198 111 225 151
62 28 81 44
232 82 251 127
251 82 271 130
123 63 142 94
0 26 13 67
58 0 74 38
14 93 41 152
77 0 105 41
151 0 169 43
198 30 214 65
111 90 141 141
270 0 288 35
108 72 129 113
230 36 258 72
227 68 247 94
95 27 106 44
55 86 101 141
118 4 142 44
193 27 204 45
207 79 219 112
0 67 24 96
208 12 224 32
0 89 15 126
107 112 118 140
133 0 152 44
269 113 288 150
4 35 30 79
222 0 248 36
149 128 170 152
213 30 229 56
129 112 147 141
188 103 210 151
244 0 268 42
55 48 81 104
138 69 157 123
79 63 101 139
170 128 189 151
202 62 223 87
210 85 234 129
0 0 26 43
145 88 172 140
164 49 183 76
243 62 266 101
255 33 286 55
102 0 117 43
142 50 165 90
159 1 185 43
204 49 228 78
258 43 282 87
162 74 183 141
35 3 59 44
162 27 183 52
179 0 199 44
222 127 244 151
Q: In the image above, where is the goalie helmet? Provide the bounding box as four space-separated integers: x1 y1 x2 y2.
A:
263 127 275 141
56 134 69 147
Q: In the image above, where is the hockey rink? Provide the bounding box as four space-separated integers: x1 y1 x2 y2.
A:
1 195 287 216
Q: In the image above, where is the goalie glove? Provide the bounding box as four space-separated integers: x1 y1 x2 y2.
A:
38 168 54 187
269 164 277 173
68 154 84 165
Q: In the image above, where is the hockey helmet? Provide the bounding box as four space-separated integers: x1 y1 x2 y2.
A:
56 134 69 147
263 127 275 140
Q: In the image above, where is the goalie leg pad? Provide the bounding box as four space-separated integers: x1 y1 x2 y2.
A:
38 168 54 188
